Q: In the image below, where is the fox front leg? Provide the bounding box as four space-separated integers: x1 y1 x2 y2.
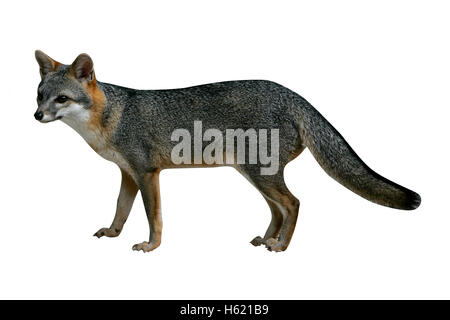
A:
132 169 162 253
94 169 138 238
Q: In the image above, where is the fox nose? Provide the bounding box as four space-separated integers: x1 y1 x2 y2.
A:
34 111 43 121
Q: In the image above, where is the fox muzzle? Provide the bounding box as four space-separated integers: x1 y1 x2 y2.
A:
34 111 44 121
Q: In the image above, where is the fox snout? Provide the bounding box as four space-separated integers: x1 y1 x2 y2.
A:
33 106 56 123
34 111 44 121
33 102 62 123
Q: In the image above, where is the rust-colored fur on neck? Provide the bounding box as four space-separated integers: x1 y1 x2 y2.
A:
84 77 106 131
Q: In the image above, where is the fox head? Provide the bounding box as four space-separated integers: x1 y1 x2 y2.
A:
34 50 100 124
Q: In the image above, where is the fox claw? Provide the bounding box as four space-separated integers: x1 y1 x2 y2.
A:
93 227 120 238
250 236 265 246
264 238 284 252
251 236 285 252
132 241 159 253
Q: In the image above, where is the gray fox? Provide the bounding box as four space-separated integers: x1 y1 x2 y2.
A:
34 50 421 252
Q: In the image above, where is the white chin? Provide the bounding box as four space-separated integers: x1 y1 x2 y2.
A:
40 114 57 123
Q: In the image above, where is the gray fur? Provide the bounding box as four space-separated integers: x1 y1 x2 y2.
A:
99 80 303 173
100 79 419 210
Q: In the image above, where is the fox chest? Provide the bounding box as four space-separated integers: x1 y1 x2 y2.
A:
94 140 129 170
88 133 134 177
65 119 135 179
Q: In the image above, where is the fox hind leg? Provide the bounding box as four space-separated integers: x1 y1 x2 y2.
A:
264 192 299 252
250 196 283 247
239 167 299 252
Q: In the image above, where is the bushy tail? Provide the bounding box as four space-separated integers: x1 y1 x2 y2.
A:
300 103 421 210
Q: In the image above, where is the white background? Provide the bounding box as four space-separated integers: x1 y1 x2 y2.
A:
0 0 448 299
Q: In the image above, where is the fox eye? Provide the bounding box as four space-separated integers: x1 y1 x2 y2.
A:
37 93 43 101
55 95 68 103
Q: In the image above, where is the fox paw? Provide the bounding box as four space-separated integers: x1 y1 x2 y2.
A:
265 238 284 252
132 241 160 253
93 227 120 238
250 236 265 246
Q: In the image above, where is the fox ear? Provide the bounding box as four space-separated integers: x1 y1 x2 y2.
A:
35 50 61 78
70 53 94 82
